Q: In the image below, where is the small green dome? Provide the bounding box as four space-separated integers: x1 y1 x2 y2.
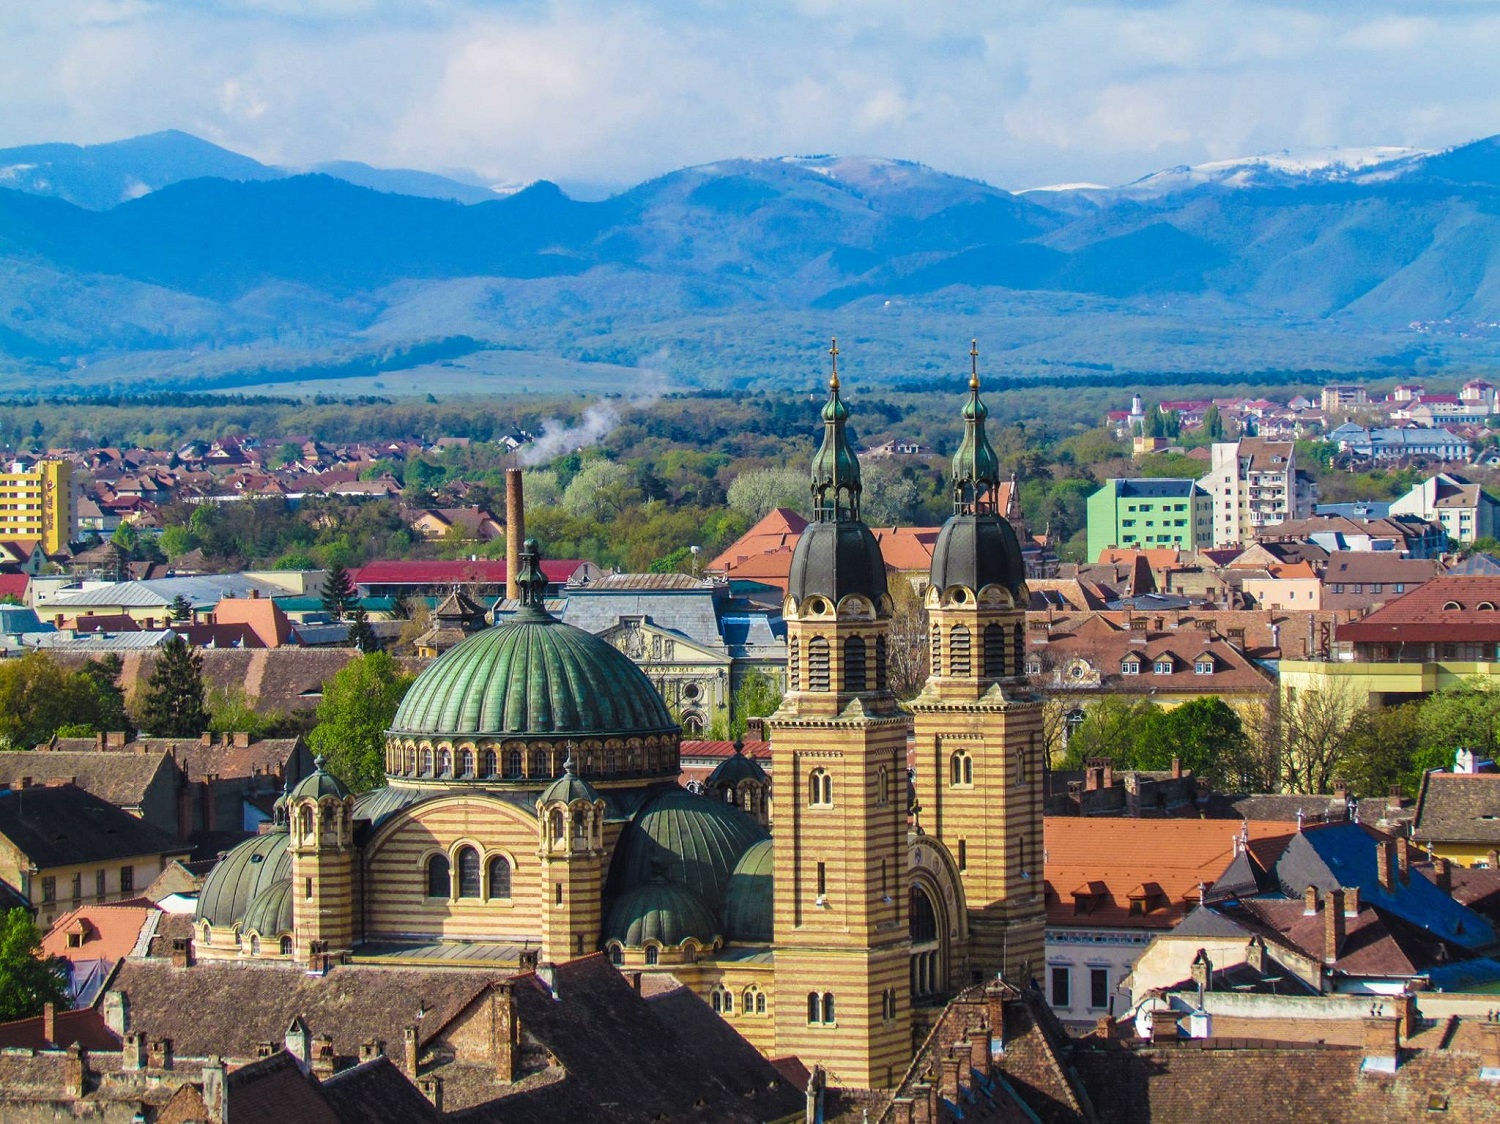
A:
289 756 349 802
390 614 678 740
607 787 768 916
604 879 721 949
195 830 292 929
723 839 774 943
242 878 293 937
706 743 768 789
539 758 601 807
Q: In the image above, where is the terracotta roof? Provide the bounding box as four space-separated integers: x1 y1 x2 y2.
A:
1323 553 1444 584
1414 772 1500 846
679 739 772 761
0 748 174 805
581 573 710 591
0 784 188 868
352 560 584 586
1030 630 1275 696
47 734 306 785
1337 575 1500 643
212 596 296 647
1044 819 1292 929
320 1055 440 1124
706 507 807 573
42 902 157 964
224 1051 341 1124
0 1006 119 1051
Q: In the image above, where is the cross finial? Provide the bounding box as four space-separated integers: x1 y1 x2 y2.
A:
969 338 980 391
829 337 840 391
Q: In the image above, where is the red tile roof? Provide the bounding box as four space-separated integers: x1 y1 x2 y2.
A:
352 560 584 585
41 903 157 965
0 1007 119 1051
1337 575 1500 644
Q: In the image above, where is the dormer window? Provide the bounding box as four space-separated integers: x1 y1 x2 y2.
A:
1194 657 1214 675
1154 657 1174 675
1121 658 1141 676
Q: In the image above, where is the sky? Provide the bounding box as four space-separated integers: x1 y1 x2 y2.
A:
4 1 1500 193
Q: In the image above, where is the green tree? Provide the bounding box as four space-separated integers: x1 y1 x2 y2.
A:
0 909 68 1022
561 460 637 521
726 466 807 521
76 656 129 737
158 525 196 559
308 652 414 791
206 685 285 739
135 636 209 737
0 653 108 748
1058 697 1161 770
1202 404 1224 440
321 563 357 621
1134 697 1248 789
169 594 193 623
346 606 379 654
730 670 783 740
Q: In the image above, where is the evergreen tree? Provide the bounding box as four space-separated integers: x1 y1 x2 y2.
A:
346 606 379 654
169 594 193 623
321 563 357 622
1202 404 1224 440
136 636 209 737
0 909 68 1022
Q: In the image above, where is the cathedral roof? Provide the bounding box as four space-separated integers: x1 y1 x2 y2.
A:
705 741 769 789
928 513 1027 597
389 543 678 741
722 839 774 944
242 878 294 938
607 787 767 917
195 829 291 930
288 756 349 802
604 879 721 949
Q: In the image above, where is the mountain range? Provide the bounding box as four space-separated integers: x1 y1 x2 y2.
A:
5 131 1500 394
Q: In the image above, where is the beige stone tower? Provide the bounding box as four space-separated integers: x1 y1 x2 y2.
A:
536 755 606 965
288 756 357 961
769 342 911 1090
910 344 1044 987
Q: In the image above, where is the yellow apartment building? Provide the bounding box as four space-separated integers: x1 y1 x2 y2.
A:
0 459 75 555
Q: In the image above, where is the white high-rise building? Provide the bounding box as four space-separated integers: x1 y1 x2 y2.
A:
1201 439 1316 547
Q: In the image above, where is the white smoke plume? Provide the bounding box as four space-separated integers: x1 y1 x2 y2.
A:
518 352 670 466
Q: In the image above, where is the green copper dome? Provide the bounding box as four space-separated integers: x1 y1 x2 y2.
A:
242 878 294 938
289 756 349 802
539 757 602 807
723 838 774 943
951 345 1002 515
604 879 721 949
607 787 768 916
195 829 291 929
391 613 678 740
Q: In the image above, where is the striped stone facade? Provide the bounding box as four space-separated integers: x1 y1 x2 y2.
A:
289 792 357 959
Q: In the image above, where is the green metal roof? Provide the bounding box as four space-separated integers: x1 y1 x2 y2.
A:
606 787 768 917
288 756 349 802
539 759 602 807
390 613 678 739
242 878 294 938
195 828 291 929
723 838 774 944
604 879 721 949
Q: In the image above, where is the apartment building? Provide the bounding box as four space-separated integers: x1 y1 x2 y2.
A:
1085 478 1213 562
1388 471 1499 545
1201 439 1316 547
0 459 76 555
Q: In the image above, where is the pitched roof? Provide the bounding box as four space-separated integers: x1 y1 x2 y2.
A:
224 1051 341 1124
0 749 174 805
1044 819 1293 929
1336 575 1500 643
46 735 307 785
706 507 807 573
320 1055 440 1124
1322 553 1444 584
41 902 157 965
0 1007 119 1051
1413 772 1500 846
0 784 188 867
352 560 585 586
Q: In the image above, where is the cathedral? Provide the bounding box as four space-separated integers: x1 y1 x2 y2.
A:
193 345 1043 1091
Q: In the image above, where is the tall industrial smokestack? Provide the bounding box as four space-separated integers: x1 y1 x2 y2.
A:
506 469 525 601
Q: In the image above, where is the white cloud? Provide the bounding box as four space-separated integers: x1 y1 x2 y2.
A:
2 1 1500 191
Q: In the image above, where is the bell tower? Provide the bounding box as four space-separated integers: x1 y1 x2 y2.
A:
536 754 606 965
288 756 357 962
769 341 910 1090
910 343 1044 986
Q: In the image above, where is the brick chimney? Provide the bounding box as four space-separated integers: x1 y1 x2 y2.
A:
403 1025 420 1076
1323 889 1346 963
170 937 193 968
1361 1016 1400 1073
1344 886 1360 916
105 731 126 749
940 1056 964 1098
1149 1007 1180 1043
1395 836 1411 882
1480 1022 1500 1079
1246 935 1268 974
147 1037 174 1071
1388 784 1403 811
418 1075 444 1113
311 1034 336 1078
202 1056 226 1124
505 468 524 602
1377 840 1396 891
493 982 520 1083
103 991 130 1038
62 1044 85 1098
122 1032 148 1072
892 1100 916 1124
232 731 250 748
359 1039 385 1063
1303 885 1319 915
970 1028 993 1079
42 1001 56 1045
1171 757 1182 779
1433 857 1452 893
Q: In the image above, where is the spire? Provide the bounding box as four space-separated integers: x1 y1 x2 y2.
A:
952 339 1001 515
809 337 863 523
515 538 550 614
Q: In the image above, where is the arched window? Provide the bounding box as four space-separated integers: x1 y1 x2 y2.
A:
711 985 733 1014
809 768 832 807
822 992 835 1023
645 946 659 966
250 935 260 956
807 993 821 1024
420 748 433 775
789 637 800 691
807 637 830 691
438 748 452 776
504 749 522 778
844 635 867 693
549 809 565 843
744 986 763 1014
530 748 548 777
930 625 942 677
877 765 890 806
488 856 512 899
1064 708 1086 744
950 751 973 787
426 855 450 899
299 807 313 837
875 636 887 690
1014 746 1029 786
609 944 623 965
682 715 703 736
279 935 293 956
984 623 1006 678
910 886 938 943
604 749 618 775
456 846 481 898
481 750 497 777
459 749 474 776
949 625 972 677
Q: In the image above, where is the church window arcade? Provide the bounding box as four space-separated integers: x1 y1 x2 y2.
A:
457 847 482 898
806 992 836 1025
711 985 733 1014
488 856 512 899
743 985 766 1014
809 768 833 807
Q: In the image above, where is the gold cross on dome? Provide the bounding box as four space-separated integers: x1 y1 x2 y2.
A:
829 337 840 390
970 338 980 390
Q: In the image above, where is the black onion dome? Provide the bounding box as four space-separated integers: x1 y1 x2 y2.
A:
928 513 1027 597
787 520 888 605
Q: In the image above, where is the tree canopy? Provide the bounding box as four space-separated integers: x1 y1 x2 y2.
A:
135 636 209 738
0 909 68 1023
0 652 129 748
308 652 414 792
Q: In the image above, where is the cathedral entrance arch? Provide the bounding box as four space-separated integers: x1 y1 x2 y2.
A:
907 835 967 1003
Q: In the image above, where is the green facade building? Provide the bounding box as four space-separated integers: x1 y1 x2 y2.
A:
1086 478 1212 562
